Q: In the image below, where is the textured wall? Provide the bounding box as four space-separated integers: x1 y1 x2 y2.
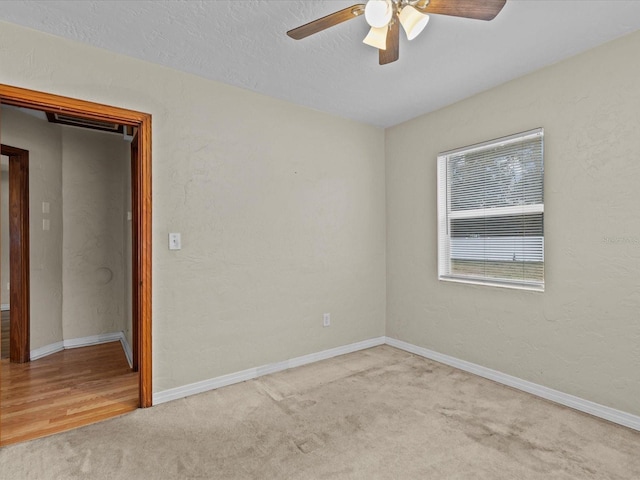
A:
386 30 640 416
61 126 129 340
0 20 386 392
0 106 64 350
1 165 8 305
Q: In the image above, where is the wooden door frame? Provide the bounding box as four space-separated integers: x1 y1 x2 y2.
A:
0 83 152 407
0 144 30 363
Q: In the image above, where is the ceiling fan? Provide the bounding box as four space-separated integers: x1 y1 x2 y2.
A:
287 0 507 65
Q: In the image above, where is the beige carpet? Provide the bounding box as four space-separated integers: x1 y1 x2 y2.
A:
1 345 639 479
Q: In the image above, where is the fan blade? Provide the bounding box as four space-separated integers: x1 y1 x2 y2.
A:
416 0 506 21
379 18 400 65
287 4 366 40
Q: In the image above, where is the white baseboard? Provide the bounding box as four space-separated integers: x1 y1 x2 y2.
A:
1 303 9 311
153 336 386 405
63 332 123 349
119 333 133 369
385 337 640 432
30 341 64 360
30 331 133 367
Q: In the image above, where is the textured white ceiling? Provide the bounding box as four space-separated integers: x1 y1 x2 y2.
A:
1 1 640 128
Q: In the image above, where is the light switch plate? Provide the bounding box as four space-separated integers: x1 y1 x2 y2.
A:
42 202 50 214
169 232 181 250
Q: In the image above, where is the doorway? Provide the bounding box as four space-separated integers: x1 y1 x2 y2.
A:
0 84 152 442
0 144 30 364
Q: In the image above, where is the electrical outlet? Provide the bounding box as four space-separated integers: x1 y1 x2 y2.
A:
323 313 330 327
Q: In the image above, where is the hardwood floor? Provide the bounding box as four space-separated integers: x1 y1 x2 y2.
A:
0 341 138 445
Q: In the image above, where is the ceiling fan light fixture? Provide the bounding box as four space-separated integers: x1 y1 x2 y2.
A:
286 0 507 65
364 0 393 28
363 26 388 50
398 5 429 40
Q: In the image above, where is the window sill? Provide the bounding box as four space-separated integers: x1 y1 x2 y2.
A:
438 275 544 292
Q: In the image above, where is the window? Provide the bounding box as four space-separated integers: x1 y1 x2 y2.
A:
437 128 544 291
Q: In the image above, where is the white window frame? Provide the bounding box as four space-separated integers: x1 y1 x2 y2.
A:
437 128 544 292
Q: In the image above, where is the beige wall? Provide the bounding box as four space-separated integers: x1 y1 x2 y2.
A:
1 162 8 306
386 30 640 416
61 126 129 340
0 106 64 350
0 21 387 392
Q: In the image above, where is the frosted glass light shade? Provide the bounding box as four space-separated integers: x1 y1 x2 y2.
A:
364 0 393 28
363 26 388 50
399 6 429 40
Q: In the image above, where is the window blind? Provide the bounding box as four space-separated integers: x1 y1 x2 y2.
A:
437 128 544 291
